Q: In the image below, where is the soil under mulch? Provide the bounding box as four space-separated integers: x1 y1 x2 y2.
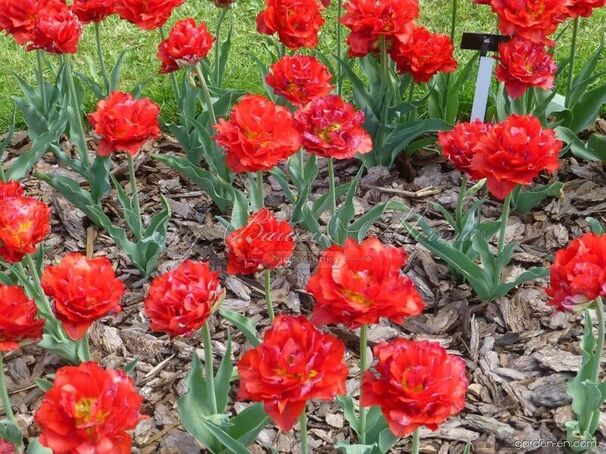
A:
3 129 606 454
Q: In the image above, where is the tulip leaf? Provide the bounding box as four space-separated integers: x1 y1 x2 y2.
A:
336 395 360 435
570 81 606 134
511 182 564 214
38 334 79 365
219 309 260 347
26 439 52 454
586 217 605 235
214 330 234 412
34 377 53 392
221 404 270 451
0 419 23 451
334 442 376 454
197 418 250 454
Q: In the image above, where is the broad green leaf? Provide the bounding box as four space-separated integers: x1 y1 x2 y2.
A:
214 331 233 412
27 438 52 454
512 182 564 214
222 404 270 450
219 309 260 346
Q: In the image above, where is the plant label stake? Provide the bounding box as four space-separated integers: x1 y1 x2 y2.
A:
461 33 509 121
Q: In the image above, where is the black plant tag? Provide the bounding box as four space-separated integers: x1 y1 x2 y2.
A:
460 32 510 55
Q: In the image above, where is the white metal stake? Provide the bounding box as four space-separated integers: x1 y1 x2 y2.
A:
470 55 495 121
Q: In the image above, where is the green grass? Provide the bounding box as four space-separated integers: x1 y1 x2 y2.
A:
0 0 605 131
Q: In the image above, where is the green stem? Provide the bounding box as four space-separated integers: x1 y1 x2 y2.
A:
127 155 143 240
411 428 421 454
35 51 47 109
328 158 337 214
264 270 275 322
202 323 218 414
567 17 580 103
62 55 89 165
0 355 14 423
498 190 513 255
24 255 53 318
160 28 181 99
300 412 309 454
195 64 218 127
256 170 264 209
94 22 110 92
358 324 368 444
78 332 92 362
214 8 228 86
594 297 605 384
336 0 343 95
450 0 458 42
455 174 468 232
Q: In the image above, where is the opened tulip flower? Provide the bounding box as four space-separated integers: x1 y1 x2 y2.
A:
469 114 561 200
215 94 302 173
491 0 567 44
0 0 41 44
157 18 215 74
496 36 557 99
237 315 348 431
72 0 116 24
391 26 457 83
266 55 333 107
361 339 468 437
0 180 24 199
566 0 606 17
341 0 419 57
256 0 325 50
0 439 15 454
0 284 44 352
144 260 225 337
28 1 82 54
307 237 424 329
0 196 50 263
438 120 492 179
35 361 145 453
88 91 161 157
546 233 606 313
115 0 184 30
41 253 125 340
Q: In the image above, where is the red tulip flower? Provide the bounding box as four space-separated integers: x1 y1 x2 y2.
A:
237 315 348 431
0 439 16 454
266 55 333 107
306 237 424 329
0 284 44 352
72 0 116 24
491 0 567 45
41 253 125 340
294 94 373 159
35 362 145 454
88 91 161 157
0 196 50 263
566 0 606 17
0 0 41 44
226 208 295 275
28 1 82 54
496 37 557 99
214 94 302 173
115 0 184 30
157 18 215 74
256 0 325 50
144 260 225 337
438 120 492 179
391 26 457 83
361 339 468 436
341 0 419 57
547 233 606 313
470 114 561 200
0 180 24 199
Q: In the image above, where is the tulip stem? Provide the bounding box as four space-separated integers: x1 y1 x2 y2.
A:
411 428 421 454
256 170 265 209
336 0 343 95
358 324 368 444
195 63 217 127
455 174 468 232
62 55 89 166
0 354 14 423
214 8 228 87
78 333 92 362
593 297 605 384
300 412 309 454
497 190 513 255
35 51 47 110
202 323 218 414
450 0 458 42
160 28 181 100
264 270 275 322
328 157 337 214
127 155 143 241
567 17 580 105
24 255 53 319
94 22 110 93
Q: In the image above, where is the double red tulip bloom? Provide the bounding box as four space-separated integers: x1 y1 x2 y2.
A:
469 114 561 200
237 315 348 431
306 237 424 328
0 439 15 453
566 0 606 17
88 91 161 157
438 120 492 179
214 94 302 173
72 0 116 24
0 0 41 44
41 253 125 340
391 26 457 83
0 284 44 352
115 0 183 30
144 260 225 337
157 18 215 74
547 233 606 313
294 94 373 159
341 0 419 57
361 339 468 436
35 362 145 453
0 180 24 199
28 0 82 54
256 0 325 50
496 37 557 99
226 209 295 275
266 55 333 107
